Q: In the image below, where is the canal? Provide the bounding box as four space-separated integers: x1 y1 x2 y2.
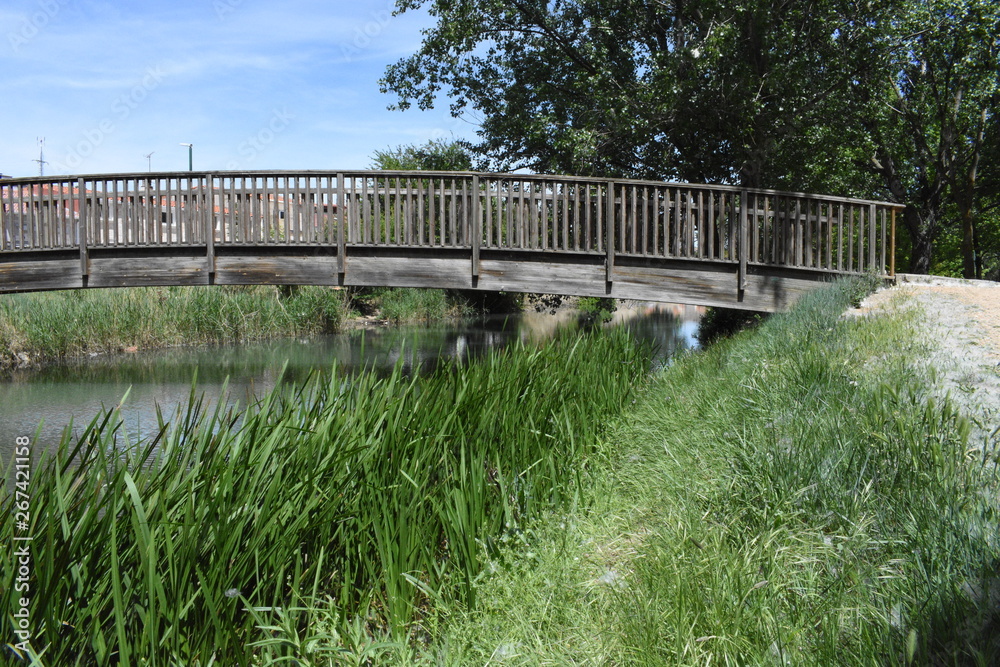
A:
0 302 700 463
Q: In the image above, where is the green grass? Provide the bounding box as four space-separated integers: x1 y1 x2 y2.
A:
6 278 996 665
370 287 456 322
412 278 1000 665
0 328 649 665
0 285 351 366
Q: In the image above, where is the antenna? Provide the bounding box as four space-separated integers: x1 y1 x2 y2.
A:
32 137 48 176
144 151 155 172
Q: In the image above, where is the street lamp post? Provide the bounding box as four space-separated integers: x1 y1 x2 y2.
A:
180 143 193 171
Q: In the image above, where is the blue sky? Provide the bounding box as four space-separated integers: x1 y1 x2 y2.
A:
1 0 478 177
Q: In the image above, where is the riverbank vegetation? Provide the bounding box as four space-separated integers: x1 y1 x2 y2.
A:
0 328 649 665
408 279 999 664
0 286 350 366
4 278 997 664
0 285 489 368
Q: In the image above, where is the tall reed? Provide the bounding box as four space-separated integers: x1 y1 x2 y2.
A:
0 286 350 366
0 328 649 665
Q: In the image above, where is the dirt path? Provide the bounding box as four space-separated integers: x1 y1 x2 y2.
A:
859 274 1000 454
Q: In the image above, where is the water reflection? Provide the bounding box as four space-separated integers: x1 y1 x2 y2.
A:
0 303 700 461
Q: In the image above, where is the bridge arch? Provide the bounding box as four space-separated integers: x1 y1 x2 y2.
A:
0 170 900 311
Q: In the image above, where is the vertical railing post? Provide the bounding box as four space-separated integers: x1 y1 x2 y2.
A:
867 203 877 272
77 177 89 280
738 189 748 291
471 174 481 280
203 175 215 280
336 172 346 276
605 181 615 287
890 207 897 277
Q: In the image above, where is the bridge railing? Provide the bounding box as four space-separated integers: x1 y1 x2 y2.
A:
1 171 902 278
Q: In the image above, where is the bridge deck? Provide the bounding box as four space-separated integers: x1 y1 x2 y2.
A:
0 171 901 311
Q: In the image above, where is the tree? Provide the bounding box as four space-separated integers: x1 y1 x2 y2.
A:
382 0 999 274
859 0 1000 274
369 137 476 171
382 0 893 190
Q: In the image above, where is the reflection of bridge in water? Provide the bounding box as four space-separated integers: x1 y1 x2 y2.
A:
0 170 902 311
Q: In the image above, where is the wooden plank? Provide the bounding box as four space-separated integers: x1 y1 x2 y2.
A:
88 256 209 287
472 174 481 277
706 191 715 260
670 187 679 256
0 184 8 250
724 191 733 261
606 183 614 283
78 178 88 275
235 177 244 243
856 205 864 272
409 178 416 244
869 203 877 272
289 176 298 244
595 183 603 253
350 176 360 244
836 203 843 271
0 259 85 292
738 189 747 289
627 184 636 254
204 176 215 276
461 177 469 246
483 178 493 247
890 208 896 276
504 180 513 249
41 182 52 248
794 199 804 267
448 177 456 246
215 255 338 285
426 177 435 246
527 183 537 249
804 199 813 267
359 176 375 245
684 189 693 257
162 176 173 247
847 205 855 271
337 173 346 274
561 180 570 251
111 180 120 246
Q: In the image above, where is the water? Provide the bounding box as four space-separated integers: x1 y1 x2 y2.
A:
0 303 700 465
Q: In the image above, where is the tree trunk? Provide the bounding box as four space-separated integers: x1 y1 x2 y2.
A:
960 207 977 279
903 207 934 274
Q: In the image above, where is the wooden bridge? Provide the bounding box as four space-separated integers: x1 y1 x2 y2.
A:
0 171 901 311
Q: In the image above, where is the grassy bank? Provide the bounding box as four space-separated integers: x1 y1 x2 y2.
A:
0 285 490 368
0 329 649 665
408 279 999 664
0 286 351 366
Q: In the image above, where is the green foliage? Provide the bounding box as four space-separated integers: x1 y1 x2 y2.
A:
447 289 524 314
576 296 616 324
859 0 1000 273
695 306 767 346
0 286 350 366
0 329 650 664
383 0 892 188
422 278 1000 664
369 137 476 172
346 287 463 322
376 287 453 322
383 0 1000 274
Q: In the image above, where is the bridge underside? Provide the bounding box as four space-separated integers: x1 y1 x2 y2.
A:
0 247 837 312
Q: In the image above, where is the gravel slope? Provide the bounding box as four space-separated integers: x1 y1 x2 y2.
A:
856 275 1000 455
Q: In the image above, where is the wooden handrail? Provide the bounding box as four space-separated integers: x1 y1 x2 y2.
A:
1 170 903 280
